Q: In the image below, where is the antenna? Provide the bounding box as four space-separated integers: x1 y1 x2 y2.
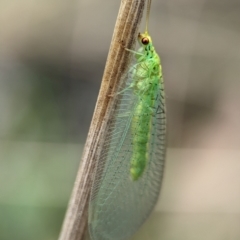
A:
145 0 152 34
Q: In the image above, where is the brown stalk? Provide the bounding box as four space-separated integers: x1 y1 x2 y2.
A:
58 0 146 239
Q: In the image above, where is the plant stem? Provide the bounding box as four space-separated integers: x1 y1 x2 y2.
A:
58 0 146 239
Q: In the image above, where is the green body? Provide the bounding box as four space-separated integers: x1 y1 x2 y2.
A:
130 34 162 180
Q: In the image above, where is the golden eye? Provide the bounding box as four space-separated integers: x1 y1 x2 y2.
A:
141 37 149 45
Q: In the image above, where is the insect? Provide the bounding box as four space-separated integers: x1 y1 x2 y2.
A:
88 0 166 239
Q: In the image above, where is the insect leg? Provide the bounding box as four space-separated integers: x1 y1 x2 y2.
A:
118 40 144 56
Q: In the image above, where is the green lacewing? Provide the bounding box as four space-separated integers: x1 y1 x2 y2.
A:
89 0 166 239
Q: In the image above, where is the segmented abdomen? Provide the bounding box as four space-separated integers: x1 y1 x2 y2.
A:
130 63 160 180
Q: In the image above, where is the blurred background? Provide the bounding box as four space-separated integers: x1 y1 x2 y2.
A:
1 0 240 239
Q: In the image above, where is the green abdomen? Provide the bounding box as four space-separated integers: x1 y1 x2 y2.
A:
130 94 155 180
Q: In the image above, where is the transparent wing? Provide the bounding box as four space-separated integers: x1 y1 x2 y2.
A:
88 67 166 240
